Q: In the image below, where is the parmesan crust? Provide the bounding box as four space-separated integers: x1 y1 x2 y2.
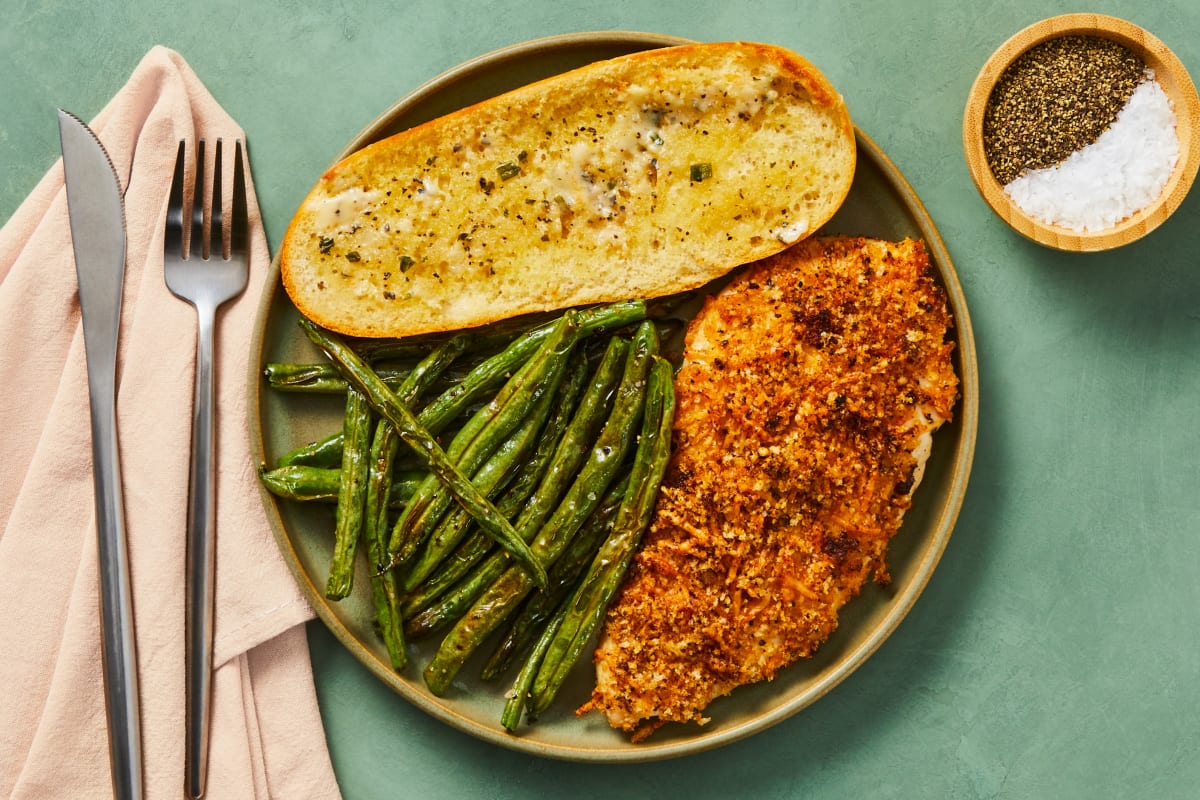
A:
581 236 959 740
279 42 855 338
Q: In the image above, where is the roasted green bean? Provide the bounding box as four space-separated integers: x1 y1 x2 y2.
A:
388 313 580 566
501 605 568 732
401 336 630 629
363 419 406 669
325 387 372 599
264 362 412 393
481 473 629 682
260 465 424 506
422 321 658 695
300 319 550 591
529 355 676 714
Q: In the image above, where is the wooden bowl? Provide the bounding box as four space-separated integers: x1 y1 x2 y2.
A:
963 14 1200 251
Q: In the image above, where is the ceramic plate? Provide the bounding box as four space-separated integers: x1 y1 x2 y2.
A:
249 32 979 762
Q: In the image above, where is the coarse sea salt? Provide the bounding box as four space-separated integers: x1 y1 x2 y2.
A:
1004 77 1179 232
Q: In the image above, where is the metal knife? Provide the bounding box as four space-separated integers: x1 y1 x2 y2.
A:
58 109 143 800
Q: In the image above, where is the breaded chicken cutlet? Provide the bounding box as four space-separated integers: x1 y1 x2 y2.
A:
581 236 959 740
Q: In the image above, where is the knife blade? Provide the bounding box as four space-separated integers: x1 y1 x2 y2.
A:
58 108 143 800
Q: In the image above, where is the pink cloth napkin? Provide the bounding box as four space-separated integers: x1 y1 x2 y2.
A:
0 47 341 798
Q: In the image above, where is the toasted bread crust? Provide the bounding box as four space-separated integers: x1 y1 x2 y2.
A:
280 42 855 337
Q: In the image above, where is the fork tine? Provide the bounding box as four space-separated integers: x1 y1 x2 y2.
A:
190 139 206 260
231 141 248 255
210 140 224 261
166 141 186 257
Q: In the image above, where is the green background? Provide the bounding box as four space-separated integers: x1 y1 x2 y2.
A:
4 0 1198 797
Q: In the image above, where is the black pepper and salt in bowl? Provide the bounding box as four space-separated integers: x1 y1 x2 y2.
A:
963 14 1200 252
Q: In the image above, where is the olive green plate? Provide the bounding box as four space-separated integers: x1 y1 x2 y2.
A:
249 31 979 762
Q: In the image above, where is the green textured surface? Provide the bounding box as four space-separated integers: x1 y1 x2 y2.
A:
4 0 1199 797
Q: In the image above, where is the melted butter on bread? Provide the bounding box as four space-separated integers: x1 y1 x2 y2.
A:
280 41 856 338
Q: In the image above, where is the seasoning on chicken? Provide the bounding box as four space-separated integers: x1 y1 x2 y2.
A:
580 236 959 741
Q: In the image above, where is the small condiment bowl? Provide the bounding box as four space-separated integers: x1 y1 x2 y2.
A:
963 14 1200 251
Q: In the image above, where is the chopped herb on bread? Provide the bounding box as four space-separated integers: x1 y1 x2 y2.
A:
280 41 856 338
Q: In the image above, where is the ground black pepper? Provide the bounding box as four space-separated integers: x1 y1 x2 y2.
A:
983 35 1145 185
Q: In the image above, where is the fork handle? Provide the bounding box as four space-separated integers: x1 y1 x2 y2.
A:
185 303 217 800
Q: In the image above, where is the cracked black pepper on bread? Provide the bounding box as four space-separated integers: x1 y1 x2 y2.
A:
280 42 857 338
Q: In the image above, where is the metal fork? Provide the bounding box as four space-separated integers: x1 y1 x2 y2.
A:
164 139 249 800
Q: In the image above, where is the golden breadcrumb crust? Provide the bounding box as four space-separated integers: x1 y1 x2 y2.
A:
582 236 958 740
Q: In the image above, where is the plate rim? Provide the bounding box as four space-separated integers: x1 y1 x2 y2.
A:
248 31 979 763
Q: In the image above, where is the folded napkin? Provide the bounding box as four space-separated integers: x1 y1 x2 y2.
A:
0 47 340 798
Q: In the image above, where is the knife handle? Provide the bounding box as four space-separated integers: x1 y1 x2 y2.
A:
185 305 217 800
87 366 144 800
